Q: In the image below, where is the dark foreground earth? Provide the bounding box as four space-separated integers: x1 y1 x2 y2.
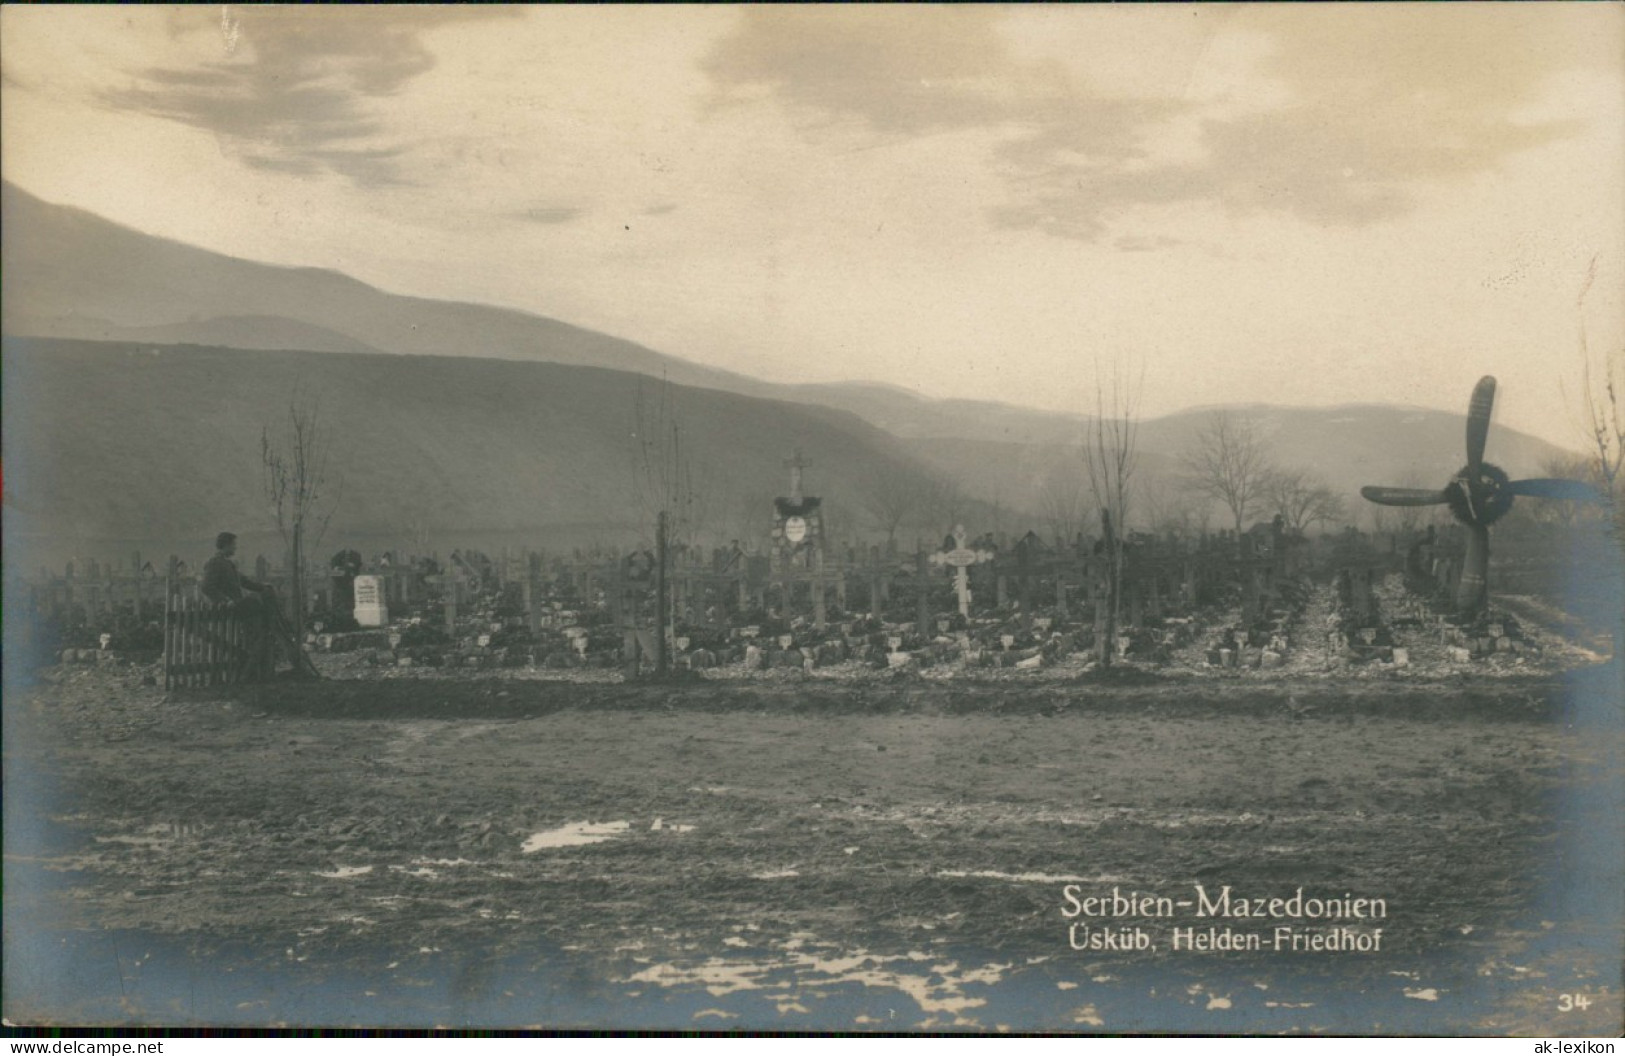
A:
5 663 1622 1034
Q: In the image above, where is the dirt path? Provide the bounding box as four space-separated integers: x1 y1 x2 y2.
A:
5 663 1621 1033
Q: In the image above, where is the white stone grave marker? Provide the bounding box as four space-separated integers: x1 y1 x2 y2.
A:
353 575 388 627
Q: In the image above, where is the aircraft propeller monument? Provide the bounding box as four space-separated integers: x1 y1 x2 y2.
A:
1360 375 1603 616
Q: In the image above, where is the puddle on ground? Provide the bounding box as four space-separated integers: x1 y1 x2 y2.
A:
623 942 999 1026
521 821 629 851
938 870 1126 884
4 915 1593 1033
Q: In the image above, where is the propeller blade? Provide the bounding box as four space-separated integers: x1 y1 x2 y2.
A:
1456 522 1490 615
1465 375 1496 475
1360 485 1449 507
1508 477 1606 503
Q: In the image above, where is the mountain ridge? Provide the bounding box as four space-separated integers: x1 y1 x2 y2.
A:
0 182 1580 565
14 180 1565 455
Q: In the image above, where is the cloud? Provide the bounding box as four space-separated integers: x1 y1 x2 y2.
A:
1114 233 1184 254
702 7 1026 136
704 7 1597 242
517 206 586 225
100 7 514 186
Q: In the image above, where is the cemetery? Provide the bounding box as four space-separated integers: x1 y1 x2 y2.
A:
6 379 1618 1033
12 496 1604 691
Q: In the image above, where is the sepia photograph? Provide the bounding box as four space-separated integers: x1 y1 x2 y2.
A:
3 3 1622 1037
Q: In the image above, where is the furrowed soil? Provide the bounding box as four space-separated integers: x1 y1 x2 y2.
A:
5 665 1622 1034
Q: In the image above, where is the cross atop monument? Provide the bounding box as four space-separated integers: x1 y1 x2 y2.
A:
784 449 812 504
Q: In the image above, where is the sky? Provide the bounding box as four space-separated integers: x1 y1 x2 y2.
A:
2 4 1622 448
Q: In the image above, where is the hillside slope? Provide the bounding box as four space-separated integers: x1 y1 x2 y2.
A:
1 338 954 563
0 183 757 394
3 182 1580 478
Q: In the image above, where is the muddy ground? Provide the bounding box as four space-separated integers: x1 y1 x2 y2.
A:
4 662 1622 1035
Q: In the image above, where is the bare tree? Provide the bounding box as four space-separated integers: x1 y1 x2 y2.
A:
629 374 707 549
856 460 937 550
1180 410 1275 536
1036 461 1091 546
262 394 338 642
1567 255 1625 551
986 481 1010 542
1578 328 1624 531
1364 499 1396 537
1141 471 1206 540
1080 359 1142 666
925 476 972 537
1265 468 1348 535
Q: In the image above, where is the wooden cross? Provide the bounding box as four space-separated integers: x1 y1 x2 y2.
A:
783 449 812 503
930 524 995 618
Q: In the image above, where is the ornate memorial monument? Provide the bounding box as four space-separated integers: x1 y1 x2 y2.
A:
1360 375 1602 615
771 449 822 559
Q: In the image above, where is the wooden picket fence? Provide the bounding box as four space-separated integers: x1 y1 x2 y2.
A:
163 594 261 690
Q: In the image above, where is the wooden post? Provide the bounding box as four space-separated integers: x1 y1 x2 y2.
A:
655 511 669 676
813 549 827 630
915 543 930 636
1017 543 1034 624
1097 509 1117 667
291 520 305 644
163 557 177 690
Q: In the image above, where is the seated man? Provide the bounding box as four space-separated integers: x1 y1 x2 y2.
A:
202 531 275 678
202 532 270 610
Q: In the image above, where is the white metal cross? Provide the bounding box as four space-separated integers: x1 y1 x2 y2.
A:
929 525 994 618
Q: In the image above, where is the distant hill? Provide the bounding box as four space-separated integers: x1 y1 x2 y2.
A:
1 183 1584 566
2 181 1583 475
3 335 1577 577
783 382 1094 446
1 337 973 569
901 402 1573 534
0 182 1135 451
0 182 764 394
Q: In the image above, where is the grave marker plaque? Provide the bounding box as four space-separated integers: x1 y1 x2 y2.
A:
353 575 388 627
